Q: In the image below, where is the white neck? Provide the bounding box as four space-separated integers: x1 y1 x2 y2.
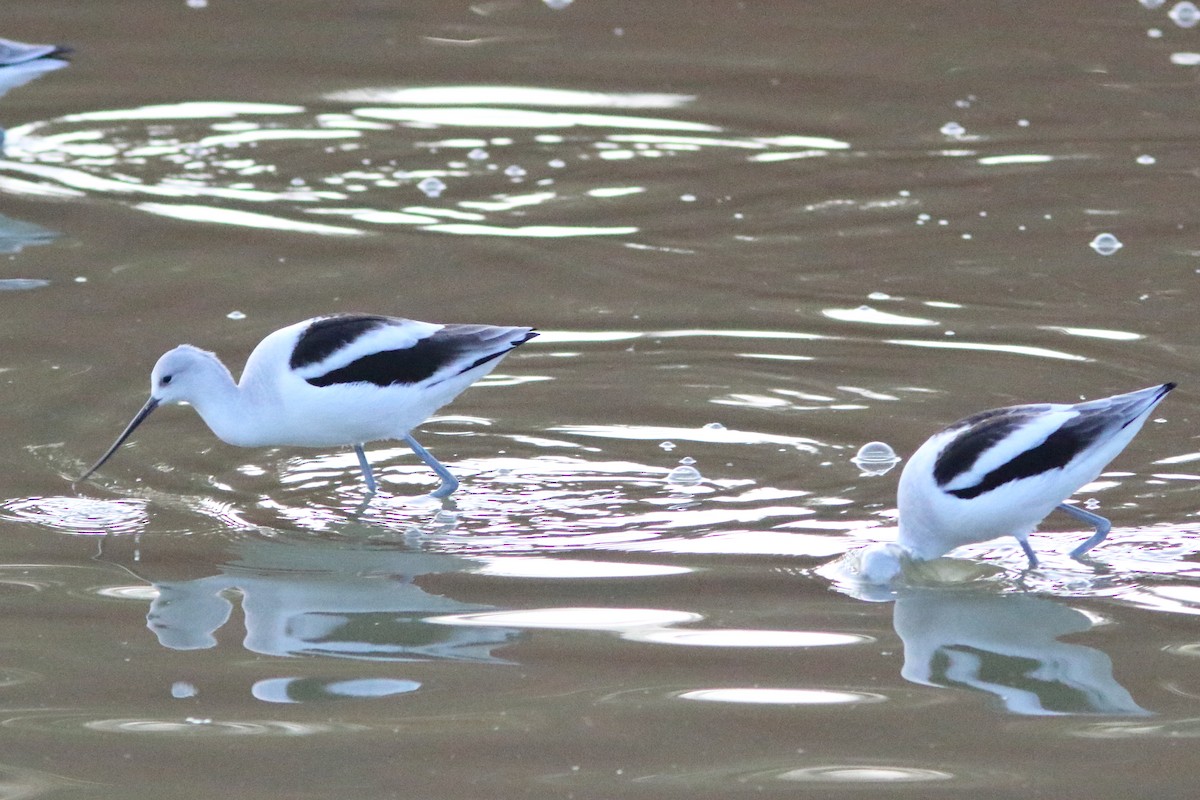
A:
182 356 262 447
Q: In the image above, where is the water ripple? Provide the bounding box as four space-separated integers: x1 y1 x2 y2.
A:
0 496 148 535
0 90 852 241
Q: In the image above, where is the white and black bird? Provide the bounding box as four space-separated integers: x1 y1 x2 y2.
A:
859 383 1175 582
80 314 538 497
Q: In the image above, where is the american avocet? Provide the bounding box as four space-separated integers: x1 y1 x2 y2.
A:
858 383 1175 582
80 314 537 497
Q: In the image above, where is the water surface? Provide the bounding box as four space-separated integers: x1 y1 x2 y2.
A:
2 1 1200 797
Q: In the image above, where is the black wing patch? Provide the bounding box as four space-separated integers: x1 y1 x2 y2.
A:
289 315 393 370
305 325 536 388
943 413 1107 500
933 407 1037 488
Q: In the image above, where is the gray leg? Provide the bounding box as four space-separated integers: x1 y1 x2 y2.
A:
1019 538 1039 570
354 444 378 494
1057 502 1112 558
404 433 459 498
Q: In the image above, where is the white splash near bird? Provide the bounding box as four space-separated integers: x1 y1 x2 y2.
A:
856 383 1175 582
80 314 538 498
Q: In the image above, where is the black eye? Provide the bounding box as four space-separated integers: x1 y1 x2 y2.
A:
161 375 173 386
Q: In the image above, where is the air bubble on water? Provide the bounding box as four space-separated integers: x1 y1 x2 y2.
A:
1089 233 1123 255
702 422 727 430
1137 154 1156 165
852 441 901 476
186 0 207 7
548 159 566 168
659 441 677 452
680 194 697 202
544 0 573 8
1148 27 1164 37
467 148 489 161
417 177 446 198
504 165 527 179
428 510 459 532
1141 0 1165 7
1084 498 1101 510
226 310 246 320
1170 1 1200 27
679 456 696 466
666 465 703 486
1017 118 1031 127
939 121 966 137
171 682 198 699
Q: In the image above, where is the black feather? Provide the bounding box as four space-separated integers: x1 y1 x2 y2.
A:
304 324 536 388
289 315 392 370
944 413 1107 500
933 407 1041 488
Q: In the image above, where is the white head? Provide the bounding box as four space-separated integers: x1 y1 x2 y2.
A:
147 345 230 406
79 345 233 481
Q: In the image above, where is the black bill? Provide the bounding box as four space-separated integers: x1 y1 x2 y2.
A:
78 397 160 481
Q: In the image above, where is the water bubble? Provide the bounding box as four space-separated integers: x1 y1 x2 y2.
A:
226 310 246 320
702 422 726 430
1089 233 1123 256
680 194 697 202
1017 118 1031 127
417 177 446 198
666 465 703 486
1137 154 1157 165
547 159 566 168
678 456 696 466
186 0 208 7
544 0 573 8
1170 1 1200 27
1148 27 1164 37
852 442 901 476
504 165 527 179
939 121 966 137
1141 0 1166 7
171 682 198 699
467 148 489 161
659 441 677 452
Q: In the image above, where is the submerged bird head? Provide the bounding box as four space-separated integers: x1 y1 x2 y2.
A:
78 345 231 482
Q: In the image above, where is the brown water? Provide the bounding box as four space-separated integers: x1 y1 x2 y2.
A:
2 1 1200 797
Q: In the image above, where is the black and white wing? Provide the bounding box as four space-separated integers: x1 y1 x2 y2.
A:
934 405 1097 500
289 315 537 389
932 383 1174 501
